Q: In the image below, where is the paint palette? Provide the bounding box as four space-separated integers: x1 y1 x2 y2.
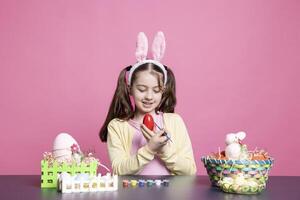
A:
122 179 170 187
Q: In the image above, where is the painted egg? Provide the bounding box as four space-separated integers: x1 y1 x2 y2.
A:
52 133 80 162
143 114 154 131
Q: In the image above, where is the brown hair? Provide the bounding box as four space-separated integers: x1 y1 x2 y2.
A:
99 63 176 142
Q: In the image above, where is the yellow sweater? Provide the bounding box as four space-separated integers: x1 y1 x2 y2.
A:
107 113 197 175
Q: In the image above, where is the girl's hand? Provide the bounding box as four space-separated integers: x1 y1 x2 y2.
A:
157 140 172 156
141 124 168 153
157 129 173 156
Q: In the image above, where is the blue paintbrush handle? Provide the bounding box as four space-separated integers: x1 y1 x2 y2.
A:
154 122 173 143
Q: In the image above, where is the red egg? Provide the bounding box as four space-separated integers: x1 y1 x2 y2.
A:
143 114 154 131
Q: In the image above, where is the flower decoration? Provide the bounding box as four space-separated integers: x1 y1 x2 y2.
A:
71 143 80 154
43 148 99 166
43 152 55 166
82 152 100 165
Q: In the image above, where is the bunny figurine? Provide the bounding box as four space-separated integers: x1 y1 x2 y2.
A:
225 131 249 160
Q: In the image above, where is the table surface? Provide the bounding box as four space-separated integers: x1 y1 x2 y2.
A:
1 175 299 200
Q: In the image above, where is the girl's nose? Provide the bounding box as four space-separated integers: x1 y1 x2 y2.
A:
145 90 153 100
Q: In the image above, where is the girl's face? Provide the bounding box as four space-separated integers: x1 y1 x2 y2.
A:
130 70 164 115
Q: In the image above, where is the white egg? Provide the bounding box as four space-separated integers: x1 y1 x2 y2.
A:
75 173 90 181
52 133 80 162
234 174 246 185
59 172 72 181
247 180 258 187
222 177 234 184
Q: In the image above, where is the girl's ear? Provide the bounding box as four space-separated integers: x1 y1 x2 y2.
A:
152 31 166 61
135 32 148 62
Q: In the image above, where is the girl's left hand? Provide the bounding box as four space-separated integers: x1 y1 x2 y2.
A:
157 129 173 155
140 124 168 153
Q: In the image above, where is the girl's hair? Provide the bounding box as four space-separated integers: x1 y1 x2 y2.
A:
99 63 176 142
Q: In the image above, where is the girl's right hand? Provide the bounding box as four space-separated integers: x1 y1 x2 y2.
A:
140 124 168 153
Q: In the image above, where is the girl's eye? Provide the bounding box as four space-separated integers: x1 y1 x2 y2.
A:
136 86 161 93
153 87 162 93
137 88 146 92
153 88 161 93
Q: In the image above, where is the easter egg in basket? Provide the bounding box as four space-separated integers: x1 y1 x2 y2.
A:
201 131 274 194
52 133 80 162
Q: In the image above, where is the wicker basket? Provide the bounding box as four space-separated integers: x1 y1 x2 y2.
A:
201 156 274 190
219 179 266 194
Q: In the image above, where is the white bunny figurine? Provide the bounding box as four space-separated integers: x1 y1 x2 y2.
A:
225 131 248 160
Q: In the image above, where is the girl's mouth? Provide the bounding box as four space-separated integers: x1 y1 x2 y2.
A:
142 101 153 108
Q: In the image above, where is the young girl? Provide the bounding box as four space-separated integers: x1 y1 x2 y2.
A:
99 32 196 175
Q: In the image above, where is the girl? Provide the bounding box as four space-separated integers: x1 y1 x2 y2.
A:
99 32 196 175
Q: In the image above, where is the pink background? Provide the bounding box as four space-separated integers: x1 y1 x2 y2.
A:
1 0 299 175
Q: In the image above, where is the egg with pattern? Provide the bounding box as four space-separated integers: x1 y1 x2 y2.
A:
52 133 80 162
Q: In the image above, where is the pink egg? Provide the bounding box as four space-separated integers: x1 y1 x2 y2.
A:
52 133 80 162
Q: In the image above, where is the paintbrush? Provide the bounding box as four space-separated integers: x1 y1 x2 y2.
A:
154 122 173 143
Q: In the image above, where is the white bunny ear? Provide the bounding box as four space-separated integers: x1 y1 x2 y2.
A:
237 131 246 140
152 31 166 61
135 32 148 62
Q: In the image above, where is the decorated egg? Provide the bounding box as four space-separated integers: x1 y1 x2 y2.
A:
222 177 234 184
143 114 154 131
234 173 247 185
52 133 80 162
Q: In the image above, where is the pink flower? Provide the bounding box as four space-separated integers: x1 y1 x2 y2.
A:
71 143 80 153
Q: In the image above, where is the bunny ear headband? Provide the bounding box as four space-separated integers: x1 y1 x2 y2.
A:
127 31 168 86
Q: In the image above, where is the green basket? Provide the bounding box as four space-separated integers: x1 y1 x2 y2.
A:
201 156 274 189
41 160 98 188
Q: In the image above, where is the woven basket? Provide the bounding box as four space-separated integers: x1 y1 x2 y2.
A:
219 180 266 194
201 156 274 188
